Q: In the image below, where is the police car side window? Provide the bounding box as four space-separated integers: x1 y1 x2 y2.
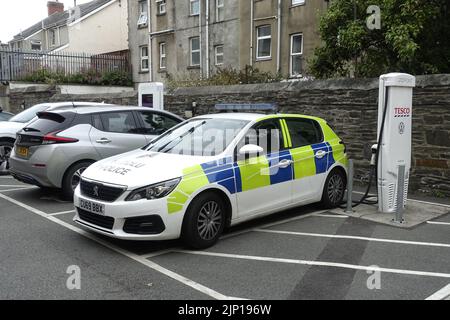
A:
238 120 284 156
285 118 323 148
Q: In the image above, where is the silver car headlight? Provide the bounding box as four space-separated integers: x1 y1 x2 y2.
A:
125 178 181 201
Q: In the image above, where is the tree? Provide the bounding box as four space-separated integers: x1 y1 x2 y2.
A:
310 0 450 78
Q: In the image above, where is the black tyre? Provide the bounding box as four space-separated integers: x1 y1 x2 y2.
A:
62 161 93 200
181 192 226 249
321 169 347 209
0 140 14 175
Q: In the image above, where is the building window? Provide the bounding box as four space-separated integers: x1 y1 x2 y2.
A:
256 25 271 60
215 45 223 65
159 42 167 69
137 0 148 27
290 33 303 76
49 29 57 47
291 0 305 6
190 37 200 66
156 0 166 15
140 45 149 72
190 0 200 16
31 40 42 51
216 0 224 22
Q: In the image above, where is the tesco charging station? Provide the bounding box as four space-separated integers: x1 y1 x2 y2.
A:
138 82 164 110
375 73 416 219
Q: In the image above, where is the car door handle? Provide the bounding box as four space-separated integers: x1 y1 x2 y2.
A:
315 150 327 159
278 159 294 169
96 138 112 144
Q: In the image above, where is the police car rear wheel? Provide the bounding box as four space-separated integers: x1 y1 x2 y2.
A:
321 169 346 208
182 192 226 249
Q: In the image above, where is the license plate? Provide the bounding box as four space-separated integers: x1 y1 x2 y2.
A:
16 146 29 157
79 199 105 216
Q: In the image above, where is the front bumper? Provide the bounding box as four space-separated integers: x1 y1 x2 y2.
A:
73 185 185 241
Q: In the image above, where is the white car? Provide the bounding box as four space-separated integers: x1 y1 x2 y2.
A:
74 113 348 248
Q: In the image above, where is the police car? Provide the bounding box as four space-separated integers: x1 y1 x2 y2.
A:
74 110 348 248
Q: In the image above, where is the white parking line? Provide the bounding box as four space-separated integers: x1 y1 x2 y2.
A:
427 221 450 226
0 185 29 187
353 191 450 209
0 192 244 300
176 250 450 279
49 210 76 216
0 187 37 192
254 229 450 248
426 283 450 300
311 213 348 219
141 249 178 259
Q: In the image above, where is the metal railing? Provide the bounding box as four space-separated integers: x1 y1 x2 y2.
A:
0 49 130 82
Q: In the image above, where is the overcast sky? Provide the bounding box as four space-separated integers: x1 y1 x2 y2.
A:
0 0 92 43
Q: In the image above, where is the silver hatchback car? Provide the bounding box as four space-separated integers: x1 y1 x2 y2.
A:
9 105 183 198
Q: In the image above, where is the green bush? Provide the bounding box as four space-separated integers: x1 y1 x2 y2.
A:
20 68 132 86
167 65 283 89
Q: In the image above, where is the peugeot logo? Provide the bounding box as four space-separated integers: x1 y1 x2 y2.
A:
93 185 99 197
399 122 405 135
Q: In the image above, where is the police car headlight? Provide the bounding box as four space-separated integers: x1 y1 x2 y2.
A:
126 178 181 201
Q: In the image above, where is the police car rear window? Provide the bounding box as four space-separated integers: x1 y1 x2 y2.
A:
285 118 323 148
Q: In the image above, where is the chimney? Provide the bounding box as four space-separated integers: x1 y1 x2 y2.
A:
47 1 64 16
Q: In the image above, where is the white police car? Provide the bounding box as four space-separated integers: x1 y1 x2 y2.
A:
74 112 348 248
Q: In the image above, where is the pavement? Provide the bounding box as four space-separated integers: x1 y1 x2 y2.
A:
0 175 449 300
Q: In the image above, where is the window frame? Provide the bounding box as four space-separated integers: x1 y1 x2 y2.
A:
98 111 141 135
290 33 303 77
216 0 224 22
140 45 149 72
190 37 201 67
256 25 272 60
291 0 306 6
189 0 200 16
159 42 167 70
214 45 224 66
156 0 166 15
135 110 182 135
137 0 149 27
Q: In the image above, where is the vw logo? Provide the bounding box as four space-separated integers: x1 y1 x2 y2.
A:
399 122 405 135
93 185 99 197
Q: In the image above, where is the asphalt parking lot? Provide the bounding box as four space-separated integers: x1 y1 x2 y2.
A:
1 175 450 300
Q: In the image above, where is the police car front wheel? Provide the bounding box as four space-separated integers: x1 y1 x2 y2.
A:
182 192 226 249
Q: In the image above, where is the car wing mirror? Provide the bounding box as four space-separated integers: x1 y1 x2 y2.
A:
239 144 264 156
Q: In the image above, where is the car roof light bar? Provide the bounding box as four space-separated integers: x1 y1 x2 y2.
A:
215 103 278 113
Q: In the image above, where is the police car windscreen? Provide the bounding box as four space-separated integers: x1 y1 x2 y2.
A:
145 118 249 156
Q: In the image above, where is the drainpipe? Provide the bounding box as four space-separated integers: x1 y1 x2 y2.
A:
147 0 153 82
205 0 210 78
199 0 203 79
250 0 254 66
276 0 281 74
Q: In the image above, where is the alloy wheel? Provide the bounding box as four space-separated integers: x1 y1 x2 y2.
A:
0 145 12 173
71 167 87 191
197 201 223 241
327 174 345 205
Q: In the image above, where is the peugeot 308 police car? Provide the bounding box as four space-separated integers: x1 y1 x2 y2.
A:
74 112 348 249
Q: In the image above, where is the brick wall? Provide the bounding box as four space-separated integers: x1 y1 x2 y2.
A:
5 74 450 197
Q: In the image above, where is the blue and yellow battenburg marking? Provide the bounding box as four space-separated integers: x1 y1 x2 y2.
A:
167 142 342 214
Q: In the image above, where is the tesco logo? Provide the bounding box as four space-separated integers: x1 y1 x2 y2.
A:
394 107 411 118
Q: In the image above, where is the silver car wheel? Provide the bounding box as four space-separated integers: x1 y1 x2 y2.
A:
0 145 12 173
71 167 87 191
327 174 345 205
197 201 222 241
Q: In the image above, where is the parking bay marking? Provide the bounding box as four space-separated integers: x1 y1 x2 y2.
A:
175 250 450 279
0 187 37 193
426 283 450 300
49 210 76 216
0 192 244 300
427 221 450 226
254 229 450 248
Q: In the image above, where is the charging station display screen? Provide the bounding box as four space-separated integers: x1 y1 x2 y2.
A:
142 94 154 108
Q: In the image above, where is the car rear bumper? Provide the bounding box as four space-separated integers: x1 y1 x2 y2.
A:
9 155 54 187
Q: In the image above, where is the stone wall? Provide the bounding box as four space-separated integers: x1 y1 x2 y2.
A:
164 74 450 197
4 74 450 197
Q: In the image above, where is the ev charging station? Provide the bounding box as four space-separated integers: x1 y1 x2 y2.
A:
348 73 416 223
376 73 415 218
138 82 164 110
